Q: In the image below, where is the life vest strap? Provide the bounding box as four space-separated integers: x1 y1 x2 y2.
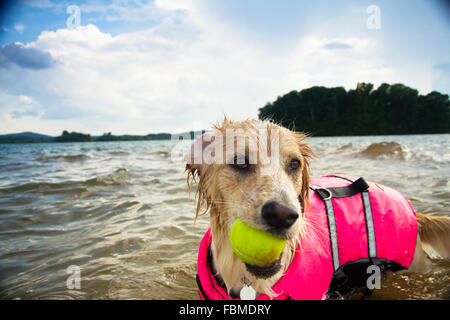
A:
323 176 377 258
311 177 369 199
324 198 340 271
362 191 377 258
309 176 376 272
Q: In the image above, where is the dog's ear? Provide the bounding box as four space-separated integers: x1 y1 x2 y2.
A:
295 133 314 212
185 133 215 222
184 132 214 179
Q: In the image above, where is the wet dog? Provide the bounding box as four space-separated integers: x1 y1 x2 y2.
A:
185 118 450 298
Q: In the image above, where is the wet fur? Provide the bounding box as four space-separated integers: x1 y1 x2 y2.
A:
186 118 450 298
416 213 450 261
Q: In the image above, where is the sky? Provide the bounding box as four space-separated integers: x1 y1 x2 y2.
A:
0 0 449 135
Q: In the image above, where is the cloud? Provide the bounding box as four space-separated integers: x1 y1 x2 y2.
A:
19 95 33 104
0 92 43 119
14 24 25 33
0 20 392 134
0 1 446 135
0 42 56 69
323 41 353 50
11 109 40 118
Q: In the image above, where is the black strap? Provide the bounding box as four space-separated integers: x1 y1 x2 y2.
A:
312 177 369 200
196 274 210 300
309 176 372 273
329 175 355 183
206 246 229 299
328 175 377 257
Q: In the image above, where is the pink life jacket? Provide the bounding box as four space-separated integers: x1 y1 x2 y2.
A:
196 175 418 300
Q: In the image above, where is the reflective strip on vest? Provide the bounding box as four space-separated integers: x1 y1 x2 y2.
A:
309 183 340 271
362 191 377 258
324 198 340 271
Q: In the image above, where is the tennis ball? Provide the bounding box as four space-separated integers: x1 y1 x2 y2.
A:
229 218 285 267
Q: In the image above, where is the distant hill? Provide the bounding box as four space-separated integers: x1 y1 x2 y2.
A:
0 130 205 144
0 132 54 143
95 132 171 141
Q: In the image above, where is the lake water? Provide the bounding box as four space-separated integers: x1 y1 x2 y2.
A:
0 134 449 299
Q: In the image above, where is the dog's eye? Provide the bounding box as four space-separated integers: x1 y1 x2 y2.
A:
290 159 301 170
233 163 249 170
232 156 250 171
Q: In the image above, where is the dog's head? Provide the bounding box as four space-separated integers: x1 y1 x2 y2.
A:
186 119 313 289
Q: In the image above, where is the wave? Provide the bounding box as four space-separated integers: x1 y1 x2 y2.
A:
0 181 86 195
108 151 130 156
0 168 133 194
84 168 133 186
357 142 412 160
341 141 449 165
337 142 354 151
156 151 170 158
38 154 90 162
144 151 170 158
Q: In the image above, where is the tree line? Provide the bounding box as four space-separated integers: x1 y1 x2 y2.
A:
0 130 205 144
52 131 172 143
258 83 450 136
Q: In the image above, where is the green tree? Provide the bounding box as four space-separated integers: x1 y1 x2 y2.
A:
258 83 450 136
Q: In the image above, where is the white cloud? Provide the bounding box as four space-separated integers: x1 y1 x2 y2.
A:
0 1 440 135
19 95 33 104
14 24 25 33
0 92 43 121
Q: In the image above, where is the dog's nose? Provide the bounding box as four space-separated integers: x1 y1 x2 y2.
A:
261 201 299 229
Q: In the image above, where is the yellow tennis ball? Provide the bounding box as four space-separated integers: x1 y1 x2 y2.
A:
229 218 286 267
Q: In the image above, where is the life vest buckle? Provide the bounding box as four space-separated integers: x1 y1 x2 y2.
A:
314 187 332 201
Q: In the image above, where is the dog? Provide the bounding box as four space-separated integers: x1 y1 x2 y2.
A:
185 118 450 299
